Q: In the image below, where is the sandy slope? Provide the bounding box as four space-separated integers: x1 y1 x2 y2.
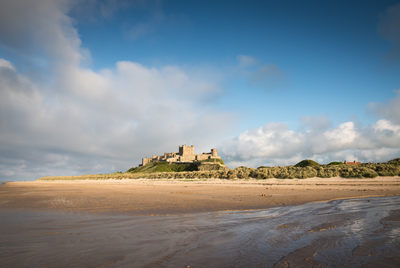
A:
1 177 399 215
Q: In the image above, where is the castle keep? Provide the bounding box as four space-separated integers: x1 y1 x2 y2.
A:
140 145 221 166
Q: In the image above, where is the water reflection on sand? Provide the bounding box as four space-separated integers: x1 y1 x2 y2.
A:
1 196 400 267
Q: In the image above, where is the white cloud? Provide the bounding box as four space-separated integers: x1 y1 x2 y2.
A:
323 122 358 149
237 55 257 67
0 0 83 67
0 58 15 70
373 119 400 132
220 116 400 168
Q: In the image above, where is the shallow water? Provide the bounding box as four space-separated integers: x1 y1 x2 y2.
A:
1 196 400 267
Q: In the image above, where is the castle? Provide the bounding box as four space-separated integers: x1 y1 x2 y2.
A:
140 145 221 166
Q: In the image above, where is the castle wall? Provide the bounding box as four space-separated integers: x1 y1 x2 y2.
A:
141 145 221 166
166 156 179 163
142 157 151 166
195 154 211 161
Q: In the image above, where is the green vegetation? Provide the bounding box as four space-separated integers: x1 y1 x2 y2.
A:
294 159 320 167
39 158 400 181
364 163 400 176
130 161 198 173
387 158 400 165
127 167 137 172
200 158 225 165
127 159 226 173
327 161 344 166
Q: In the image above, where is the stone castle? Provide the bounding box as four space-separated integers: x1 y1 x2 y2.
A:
140 145 221 166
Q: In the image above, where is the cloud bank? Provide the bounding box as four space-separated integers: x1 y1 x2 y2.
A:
0 0 232 181
220 94 400 167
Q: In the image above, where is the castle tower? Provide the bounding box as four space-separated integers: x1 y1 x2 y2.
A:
178 145 195 162
211 148 218 157
179 145 194 156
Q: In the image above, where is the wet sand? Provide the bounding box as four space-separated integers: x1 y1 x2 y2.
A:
1 196 400 267
1 177 400 215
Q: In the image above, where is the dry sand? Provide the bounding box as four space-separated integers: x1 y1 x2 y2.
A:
1 177 400 215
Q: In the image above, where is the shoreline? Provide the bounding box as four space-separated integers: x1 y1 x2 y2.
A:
1 177 399 215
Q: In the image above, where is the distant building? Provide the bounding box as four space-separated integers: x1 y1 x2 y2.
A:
140 145 221 166
344 160 361 165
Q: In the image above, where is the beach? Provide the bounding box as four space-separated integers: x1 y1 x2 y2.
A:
1 177 400 267
1 195 400 267
1 177 400 215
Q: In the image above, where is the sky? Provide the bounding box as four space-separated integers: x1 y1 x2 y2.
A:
0 0 400 181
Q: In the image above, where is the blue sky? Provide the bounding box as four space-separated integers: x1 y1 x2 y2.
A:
74 0 400 129
0 0 400 181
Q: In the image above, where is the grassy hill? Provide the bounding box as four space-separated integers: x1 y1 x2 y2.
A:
128 159 225 173
128 162 198 173
294 159 320 167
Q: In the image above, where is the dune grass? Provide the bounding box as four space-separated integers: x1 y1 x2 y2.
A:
38 158 400 181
